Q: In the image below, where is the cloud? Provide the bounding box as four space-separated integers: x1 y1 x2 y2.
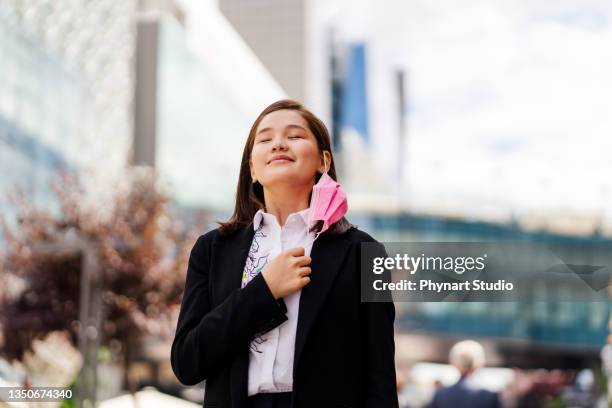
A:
391 0 612 220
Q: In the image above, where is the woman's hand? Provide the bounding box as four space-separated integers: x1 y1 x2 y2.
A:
261 247 312 299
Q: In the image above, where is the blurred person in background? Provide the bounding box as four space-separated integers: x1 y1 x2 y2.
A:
426 340 501 408
171 99 399 408
601 334 612 406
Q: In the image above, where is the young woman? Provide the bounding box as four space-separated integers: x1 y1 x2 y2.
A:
171 99 399 408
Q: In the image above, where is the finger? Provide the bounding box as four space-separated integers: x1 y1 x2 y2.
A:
286 246 305 257
298 267 311 277
300 276 311 286
293 255 312 266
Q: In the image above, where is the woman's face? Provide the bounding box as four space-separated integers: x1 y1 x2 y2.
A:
250 109 324 189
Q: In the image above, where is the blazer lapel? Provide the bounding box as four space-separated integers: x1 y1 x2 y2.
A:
293 232 352 379
214 226 255 303
216 227 254 408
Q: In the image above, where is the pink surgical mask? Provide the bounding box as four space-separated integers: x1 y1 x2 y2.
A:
308 156 348 239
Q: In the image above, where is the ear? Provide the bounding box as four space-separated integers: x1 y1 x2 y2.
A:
249 158 256 181
319 151 331 173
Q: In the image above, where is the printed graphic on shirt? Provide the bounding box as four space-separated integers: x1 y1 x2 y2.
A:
250 334 268 354
243 223 271 353
242 224 269 289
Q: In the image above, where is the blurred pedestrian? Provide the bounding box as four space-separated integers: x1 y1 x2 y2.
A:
426 340 501 408
601 334 612 406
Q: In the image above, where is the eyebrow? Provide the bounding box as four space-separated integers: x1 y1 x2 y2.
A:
256 124 307 135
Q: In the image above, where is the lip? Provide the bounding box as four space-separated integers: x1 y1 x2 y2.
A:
268 155 294 164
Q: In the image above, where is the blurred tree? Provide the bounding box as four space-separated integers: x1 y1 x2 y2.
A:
0 166 204 389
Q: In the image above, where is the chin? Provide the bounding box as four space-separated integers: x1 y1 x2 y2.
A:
264 172 308 187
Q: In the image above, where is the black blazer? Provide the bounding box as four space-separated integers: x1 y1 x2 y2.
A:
171 224 399 408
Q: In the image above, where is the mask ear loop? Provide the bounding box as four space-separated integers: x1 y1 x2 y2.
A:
313 226 322 242
312 153 331 242
322 153 329 175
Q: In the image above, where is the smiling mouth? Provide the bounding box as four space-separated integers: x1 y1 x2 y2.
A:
268 158 294 164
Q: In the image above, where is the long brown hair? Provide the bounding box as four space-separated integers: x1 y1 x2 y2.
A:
218 99 354 236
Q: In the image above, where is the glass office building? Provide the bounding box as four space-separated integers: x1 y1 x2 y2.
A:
0 9 76 222
132 2 287 214
155 14 252 211
0 0 136 229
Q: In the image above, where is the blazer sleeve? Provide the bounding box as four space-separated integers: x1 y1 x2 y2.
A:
360 239 400 408
171 232 289 385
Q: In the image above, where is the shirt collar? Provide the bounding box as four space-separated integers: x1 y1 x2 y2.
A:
253 207 311 231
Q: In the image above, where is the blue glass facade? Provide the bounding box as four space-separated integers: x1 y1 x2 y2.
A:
364 213 612 349
0 14 80 227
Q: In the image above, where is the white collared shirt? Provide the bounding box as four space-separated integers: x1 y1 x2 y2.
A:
242 207 316 396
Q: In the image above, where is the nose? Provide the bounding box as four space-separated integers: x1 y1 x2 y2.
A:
271 134 288 151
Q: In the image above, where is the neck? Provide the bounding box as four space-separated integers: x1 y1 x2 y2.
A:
458 368 474 378
263 183 312 227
